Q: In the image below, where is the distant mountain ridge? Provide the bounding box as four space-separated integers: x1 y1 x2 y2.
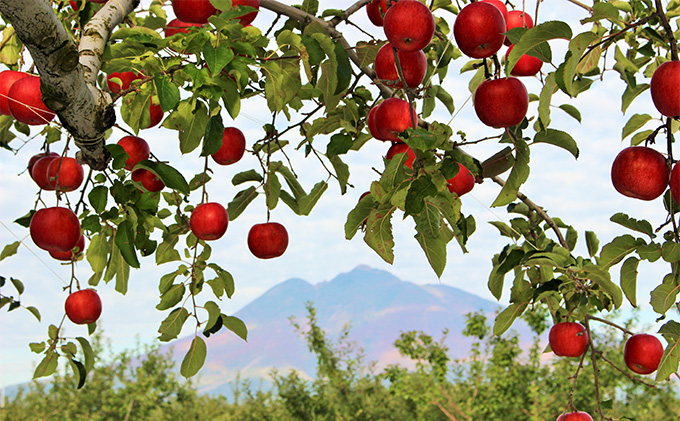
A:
167 265 533 395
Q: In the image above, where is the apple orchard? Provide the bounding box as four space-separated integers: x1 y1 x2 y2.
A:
1 0 680 417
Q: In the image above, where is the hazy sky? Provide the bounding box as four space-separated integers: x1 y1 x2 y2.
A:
0 1 675 388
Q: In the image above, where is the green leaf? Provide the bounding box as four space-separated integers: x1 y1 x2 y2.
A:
621 83 649 114
597 234 645 269
326 133 353 158
135 160 190 195
154 73 180 111
156 284 186 311
298 181 328 216
26 306 41 321
586 230 599 257
364 208 395 264
622 113 652 140
203 301 222 333
415 225 452 278
656 337 680 381
557 104 582 122
232 169 263 185
207 263 235 298
88 186 108 214
405 176 438 217
581 265 623 308
29 342 46 354
87 233 110 275
662 241 680 263
10 277 23 294
222 315 248 341
620 257 639 307
345 194 374 240
158 307 190 342
554 31 598 97
203 40 234 75
533 129 579 159
76 337 95 372
227 186 258 220
266 171 281 210
506 21 572 75
610 213 655 239
163 98 210 154
650 274 680 315
33 349 58 379
492 136 530 207
201 115 224 157
68 359 87 389
481 147 514 178
156 236 181 265
330 155 350 195
0 241 20 261
115 220 140 269
263 53 302 112
537 72 558 127
494 302 528 336
180 336 207 378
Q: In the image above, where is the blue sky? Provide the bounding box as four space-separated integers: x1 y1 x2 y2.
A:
0 0 675 388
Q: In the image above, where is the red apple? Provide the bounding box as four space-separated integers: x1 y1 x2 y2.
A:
651 61 680 118
505 45 543 77
367 105 386 140
0 70 29 115
248 222 289 259
670 161 680 204
132 168 165 192
171 0 217 24
611 146 669 201
447 163 475 196
28 152 59 182
212 127 246 165
480 0 508 22
31 155 60 190
30 207 81 252
46 156 84 192
473 77 528 128
383 0 435 52
164 18 203 37
117 135 150 171
65 289 102 325
549 322 588 358
49 235 85 261
232 0 260 27
366 0 388 26
556 412 593 421
505 10 533 46
454 2 506 59
190 202 229 241
623 333 663 375
374 43 427 89
106 71 142 94
7 75 56 125
374 98 417 142
143 101 163 129
386 142 416 169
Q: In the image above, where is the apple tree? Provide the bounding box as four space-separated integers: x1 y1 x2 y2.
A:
1 0 680 416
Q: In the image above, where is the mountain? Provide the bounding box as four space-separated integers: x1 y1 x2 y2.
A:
166 265 534 395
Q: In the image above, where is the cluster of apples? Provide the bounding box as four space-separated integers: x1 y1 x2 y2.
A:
0 70 56 125
548 321 664 420
28 152 84 193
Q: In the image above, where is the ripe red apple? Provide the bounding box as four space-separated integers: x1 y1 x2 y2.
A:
248 222 289 259
651 61 680 118
117 135 150 171
0 70 29 115
31 155 60 190
232 0 260 27
212 127 246 165
383 0 435 52
367 105 386 140
8 75 56 125
171 0 217 24
454 2 506 59
386 142 416 169
165 18 203 37
474 77 528 128
374 43 427 89
505 10 534 46
374 97 417 142
46 156 84 192
143 101 163 129
106 71 142 94
623 333 663 375
30 207 81 252
28 152 59 182
366 0 388 26
556 412 593 421
49 235 85 261
65 289 102 325
131 168 165 192
190 202 229 241
505 45 543 77
611 146 669 201
480 0 508 22
549 322 588 357
447 163 475 196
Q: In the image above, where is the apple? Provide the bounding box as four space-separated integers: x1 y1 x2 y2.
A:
117 135 150 171
65 289 102 325
480 0 508 22
367 105 386 140
624 333 663 375
248 222 289 259
143 101 163 129
386 142 416 169
49 235 85 261
670 161 680 204
190 202 229 241
212 127 247 165
374 97 417 142
165 18 203 37
232 0 260 27
505 45 543 77
556 412 593 421
46 156 84 192
651 61 680 118
366 0 388 26
454 2 506 59
30 207 81 252
549 322 588 357
31 155 60 190
0 70 29 115
132 168 165 192
383 0 435 52
374 43 427 89
8 75 56 125
28 152 59 183
505 10 534 46
171 0 217 24
474 77 528 128
611 146 669 201
447 163 475 196
106 71 142 94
